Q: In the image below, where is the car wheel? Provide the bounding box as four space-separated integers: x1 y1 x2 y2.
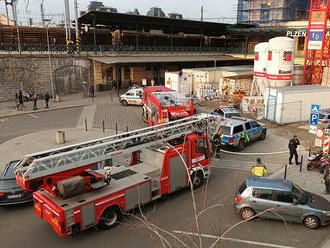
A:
307 162 311 171
240 207 256 220
121 100 128 106
303 215 320 229
98 206 121 229
191 171 204 189
259 130 267 140
237 140 245 151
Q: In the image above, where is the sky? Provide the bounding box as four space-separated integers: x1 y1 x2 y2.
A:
0 0 237 25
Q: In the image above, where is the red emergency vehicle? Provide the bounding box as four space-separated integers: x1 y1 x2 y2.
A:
14 115 214 237
142 87 194 126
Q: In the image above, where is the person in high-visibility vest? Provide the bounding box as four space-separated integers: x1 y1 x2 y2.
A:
251 158 267 177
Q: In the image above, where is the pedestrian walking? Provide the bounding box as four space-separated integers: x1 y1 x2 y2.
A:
44 92 50 109
251 158 267 177
322 163 330 194
288 135 300 165
32 92 38 111
16 90 24 110
89 85 95 103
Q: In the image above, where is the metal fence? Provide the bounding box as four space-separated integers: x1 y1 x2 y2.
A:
0 43 246 55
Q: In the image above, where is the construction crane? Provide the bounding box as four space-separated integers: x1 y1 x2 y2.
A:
303 0 330 85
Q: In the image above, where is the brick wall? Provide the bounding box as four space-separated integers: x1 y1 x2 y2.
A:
0 54 93 102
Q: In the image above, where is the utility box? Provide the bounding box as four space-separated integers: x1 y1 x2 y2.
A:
264 85 330 124
164 72 193 95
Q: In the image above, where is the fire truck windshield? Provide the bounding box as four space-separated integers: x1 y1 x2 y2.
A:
152 91 188 107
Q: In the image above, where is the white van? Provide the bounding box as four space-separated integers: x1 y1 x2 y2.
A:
119 88 144 106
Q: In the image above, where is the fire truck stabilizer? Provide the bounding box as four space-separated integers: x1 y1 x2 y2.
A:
14 114 219 236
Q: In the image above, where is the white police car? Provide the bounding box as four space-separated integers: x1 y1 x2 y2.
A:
119 88 144 106
211 106 240 120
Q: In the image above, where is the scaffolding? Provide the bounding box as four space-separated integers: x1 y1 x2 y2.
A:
237 0 311 25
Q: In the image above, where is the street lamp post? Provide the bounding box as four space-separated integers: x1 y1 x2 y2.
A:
43 19 55 100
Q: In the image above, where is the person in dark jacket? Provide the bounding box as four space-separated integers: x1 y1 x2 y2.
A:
16 90 24 110
288 135 300 165
32 92 38 111
44 92 50 109
322 163 330 194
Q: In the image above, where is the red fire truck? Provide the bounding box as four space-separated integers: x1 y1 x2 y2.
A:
14 114 216 237
142 87 194 126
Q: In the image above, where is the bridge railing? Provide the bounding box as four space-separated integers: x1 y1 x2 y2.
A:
0 43 246 55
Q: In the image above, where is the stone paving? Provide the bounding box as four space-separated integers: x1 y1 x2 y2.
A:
93 103 147 132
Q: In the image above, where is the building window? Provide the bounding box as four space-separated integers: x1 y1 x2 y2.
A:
261 4 270 21
106 68 113 82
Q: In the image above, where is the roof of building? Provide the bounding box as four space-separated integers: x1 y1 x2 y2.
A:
90 54 241 64
78 11 254 36
246 176 292 191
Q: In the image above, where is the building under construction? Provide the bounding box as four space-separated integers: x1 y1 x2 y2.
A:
237 0 311 25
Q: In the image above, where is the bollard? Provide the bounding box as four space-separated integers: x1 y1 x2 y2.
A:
102 120 105 133
309 146 311 157
126 126 128 132
85 118 88 131
300 155 303 172
116 123 118 134
284 164 287 179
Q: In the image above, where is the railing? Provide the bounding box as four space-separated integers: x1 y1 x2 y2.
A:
0 43 246 55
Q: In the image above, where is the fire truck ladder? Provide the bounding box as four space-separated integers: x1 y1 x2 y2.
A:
15 114 217 182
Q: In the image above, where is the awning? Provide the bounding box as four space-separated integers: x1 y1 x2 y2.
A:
90 55 239 65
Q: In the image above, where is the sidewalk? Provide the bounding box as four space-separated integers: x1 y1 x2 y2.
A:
270 163 330 248
0 127 116 170
0 91 119 118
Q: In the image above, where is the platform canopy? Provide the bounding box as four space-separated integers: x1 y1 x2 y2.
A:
78 11 254 36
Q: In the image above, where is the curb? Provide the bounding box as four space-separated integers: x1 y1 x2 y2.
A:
0 103 91 118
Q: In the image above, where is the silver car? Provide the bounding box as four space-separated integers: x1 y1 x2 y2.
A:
234 176 330 229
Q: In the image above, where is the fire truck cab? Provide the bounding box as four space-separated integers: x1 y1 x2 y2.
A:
142 87 194 126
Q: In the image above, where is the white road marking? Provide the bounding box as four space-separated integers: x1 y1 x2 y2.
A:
29 114 40 119
173 230 296 248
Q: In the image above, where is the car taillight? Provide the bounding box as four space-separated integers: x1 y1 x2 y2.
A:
235 195 243 202
0 192 4 196
229 137 234 144
320 121 327 124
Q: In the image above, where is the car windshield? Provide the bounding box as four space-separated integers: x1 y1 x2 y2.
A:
226 113 240 118
319 113 326 119
220 126 231 135
292 184 310 204
1 161 17 180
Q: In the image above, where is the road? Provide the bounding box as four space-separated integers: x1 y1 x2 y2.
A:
0 105 329 248
0 107 83 145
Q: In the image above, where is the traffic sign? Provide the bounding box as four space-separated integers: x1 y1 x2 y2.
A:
315 138 323 147
316 127 325 139
310 113 319 125
309 125 317 134
311 104 320 113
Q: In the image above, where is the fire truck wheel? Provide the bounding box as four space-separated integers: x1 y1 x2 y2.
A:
191 171 204 189
121 100 128 106
98 206 121 229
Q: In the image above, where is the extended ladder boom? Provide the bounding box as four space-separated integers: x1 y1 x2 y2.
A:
15 114 218 182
